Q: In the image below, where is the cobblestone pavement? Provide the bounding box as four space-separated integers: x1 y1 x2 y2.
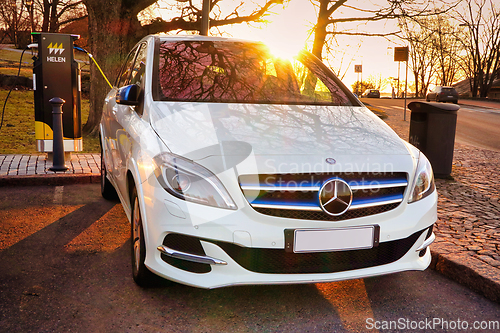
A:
437 146 500 267
384 102 500 302
0 153 100 186
0 153 100 176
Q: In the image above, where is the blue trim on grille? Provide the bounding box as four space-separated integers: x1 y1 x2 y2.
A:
349 178 408 187
351 193 403 206
250 200 319 208
241 178 407 190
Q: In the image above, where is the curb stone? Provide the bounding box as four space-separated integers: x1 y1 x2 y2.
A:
431 248 500 303
0 173 100 186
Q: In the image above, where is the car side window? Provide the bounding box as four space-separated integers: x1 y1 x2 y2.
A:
130 44 147 87
116 47 138 88
129 44 148 116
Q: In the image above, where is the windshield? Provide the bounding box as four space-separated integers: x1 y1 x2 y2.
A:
154 40 357 106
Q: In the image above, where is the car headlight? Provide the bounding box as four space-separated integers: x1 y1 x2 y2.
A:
153 152 237 210
408 152 436 203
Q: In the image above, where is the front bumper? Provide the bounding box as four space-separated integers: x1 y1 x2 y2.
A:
150 229 434 289
138 176 438 289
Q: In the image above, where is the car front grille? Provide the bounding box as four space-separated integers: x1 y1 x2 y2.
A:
239 172 408 221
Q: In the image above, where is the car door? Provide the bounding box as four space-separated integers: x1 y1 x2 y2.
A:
112 42 149 198
101 45 140 198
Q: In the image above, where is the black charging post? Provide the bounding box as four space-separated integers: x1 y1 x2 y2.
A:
32 32 82 160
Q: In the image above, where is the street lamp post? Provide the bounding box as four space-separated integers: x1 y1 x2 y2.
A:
394 47 409 120
200 0 210 35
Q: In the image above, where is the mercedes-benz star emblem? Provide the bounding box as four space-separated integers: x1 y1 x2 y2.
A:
325 158 336 165
319 179 353 216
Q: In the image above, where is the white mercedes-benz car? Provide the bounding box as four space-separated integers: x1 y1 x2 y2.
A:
100 35 437 288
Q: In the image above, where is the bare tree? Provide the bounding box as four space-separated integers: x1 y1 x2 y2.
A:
321 34 361 80
81 0 284 135
298 1 456 97
365 73 389 91
433 15 464 86
307 0 455 61
454 0 500 98
351 80 374 94
0 0 30 46
399 8 469 97
35 0 87 32
140 0 283 34
399 15 440 98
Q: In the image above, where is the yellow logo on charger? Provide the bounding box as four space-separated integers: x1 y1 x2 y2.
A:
47 42 65 55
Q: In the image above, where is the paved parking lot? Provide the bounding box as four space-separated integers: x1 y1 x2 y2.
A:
1 184 499 332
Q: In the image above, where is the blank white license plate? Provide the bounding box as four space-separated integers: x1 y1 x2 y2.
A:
293 226 375 253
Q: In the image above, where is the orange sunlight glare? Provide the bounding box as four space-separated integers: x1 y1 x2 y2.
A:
234 3 314 58
316 279 379 333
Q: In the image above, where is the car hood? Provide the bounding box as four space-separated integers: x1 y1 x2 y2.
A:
149 102 412 173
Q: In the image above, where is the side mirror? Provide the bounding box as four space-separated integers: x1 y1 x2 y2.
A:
116 84 141 106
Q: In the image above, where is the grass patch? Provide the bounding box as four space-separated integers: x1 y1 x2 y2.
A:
0 89 99 154
0 48 33 62
0 64 32 78
0 47 34 78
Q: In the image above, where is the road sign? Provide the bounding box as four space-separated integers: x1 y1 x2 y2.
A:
394 47 409 62
354 65 362 73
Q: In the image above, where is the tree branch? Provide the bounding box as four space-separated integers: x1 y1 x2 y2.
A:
327 31 401 37
142 0 283 33
58 14 88 26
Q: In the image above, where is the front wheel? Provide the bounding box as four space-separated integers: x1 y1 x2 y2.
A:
131 187 156 287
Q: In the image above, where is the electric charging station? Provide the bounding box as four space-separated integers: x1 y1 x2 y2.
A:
32 32 82 154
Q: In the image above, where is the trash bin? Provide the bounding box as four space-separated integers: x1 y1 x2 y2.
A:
408 101 460 178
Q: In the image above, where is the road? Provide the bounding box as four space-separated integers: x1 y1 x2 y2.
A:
1 183 499 332
362 98 500 152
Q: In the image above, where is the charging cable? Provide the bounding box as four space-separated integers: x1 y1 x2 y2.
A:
0 46 29 132
74 46 113 89
1 44 112 132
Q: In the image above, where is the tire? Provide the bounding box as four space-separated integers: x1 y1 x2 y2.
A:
131 187 156 287
100 143 118 200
